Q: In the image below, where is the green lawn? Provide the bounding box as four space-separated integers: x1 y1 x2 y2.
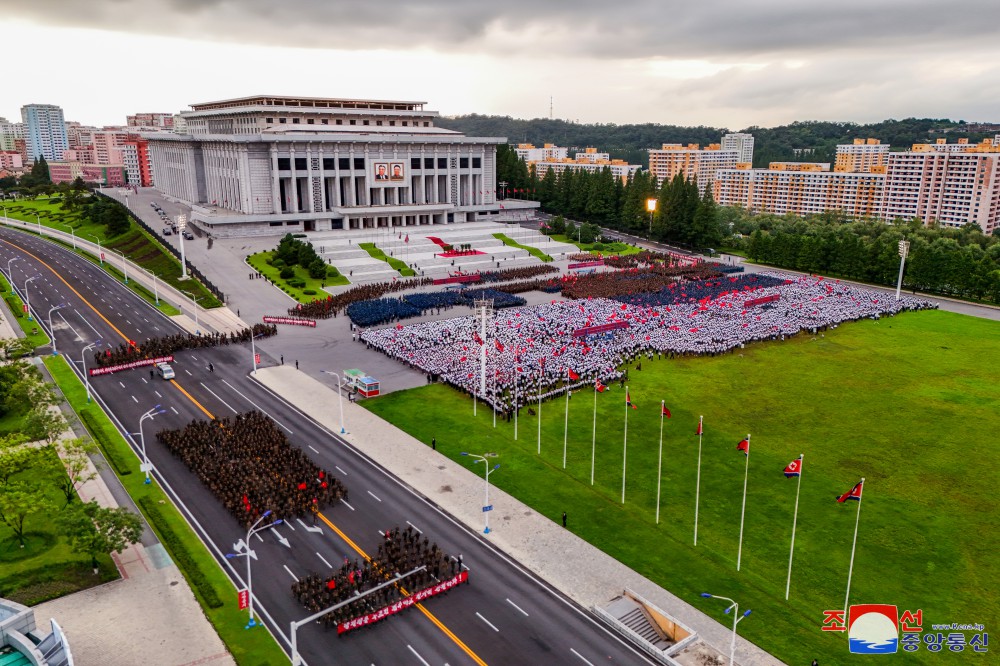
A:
44 356 287 665
362 309 1000 665
0 270 52 351
1 197 219 309
492 233 554 262
247 251 349 304
0 446 119 605
358 242 417 276
549 233 642 256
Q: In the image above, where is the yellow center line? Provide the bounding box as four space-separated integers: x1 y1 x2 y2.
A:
317 511 488 666
1 237 131 343
169 380 216 420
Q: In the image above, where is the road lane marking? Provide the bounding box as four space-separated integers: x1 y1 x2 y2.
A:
406 521 422 534
506 598 529 617
154 390 162 398
308 445 319 453
367 491 382 502
571 648 595 665
316 552 333 568
335 465 348 476
141 378 148 384
283 565 298 582
339 499 354 511
476 612 499 632
184 369 192 376
56 311 81 339
220 379 292 433
119 381 125 388
75 310 102 336
131 395 138 403
170 406 178 415
407 645 431 666
199 382 238 414
169 381 215 420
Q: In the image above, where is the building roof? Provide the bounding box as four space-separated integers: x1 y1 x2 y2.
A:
188 95 427 113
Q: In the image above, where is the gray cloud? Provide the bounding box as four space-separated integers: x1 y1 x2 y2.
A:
5 0 1000 59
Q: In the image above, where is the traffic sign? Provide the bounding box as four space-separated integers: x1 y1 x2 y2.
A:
238 589 249 610
482 505 493 512
254 353 261 364
139 463 153 472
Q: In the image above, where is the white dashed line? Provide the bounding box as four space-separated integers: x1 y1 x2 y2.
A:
308 445 319 453
283 565 298 582
221 379 293 434
340 499 355 511
406 521 422 534
407 645 430 666
184 369 192 376
131 395 138 403
119 381 125 388
506 598 529 617
367 490 382 502
571 648 595 666
170 406 179 415
335 465 347 476
154 390 162 398
199 382 237 414
476 612 499 632
316 552 333 568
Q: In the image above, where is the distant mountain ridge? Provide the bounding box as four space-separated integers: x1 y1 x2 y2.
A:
436 115 999 168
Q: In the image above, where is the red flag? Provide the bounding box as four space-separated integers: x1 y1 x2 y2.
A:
298 482 307 490
568 369 580 380
327 579 337 590
837 480 864 502
661 404 671 418
495 339 505 352
595 380 607 393
784 458 802 478
472 332 483 345
626 391 637 409
736 438 750 456
696 420 703 436
405 234 409 243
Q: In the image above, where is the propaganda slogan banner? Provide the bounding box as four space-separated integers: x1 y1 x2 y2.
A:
263 316 317 328
89 355 175 377
336 570 468 635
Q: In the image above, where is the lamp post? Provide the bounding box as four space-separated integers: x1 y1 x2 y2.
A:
47 303 67 355
81 340 101 402
145 269 160 305
176 214 189 279
461 452 499 534
87 234 104 265
322 371 347 434
5 257 17 282
700 593 752 666
646 198 657 234
24 275 39 321
35 214 42 235
249 331 264 375
61 224 77 250
111 249 128 284
226 510 283 629
895 239 910 301
137 405 166 484
182 291 202 334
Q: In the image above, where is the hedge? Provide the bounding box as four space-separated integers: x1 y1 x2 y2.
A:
79 410 133 476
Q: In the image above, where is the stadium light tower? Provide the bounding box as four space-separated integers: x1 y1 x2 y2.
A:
895 239 910 301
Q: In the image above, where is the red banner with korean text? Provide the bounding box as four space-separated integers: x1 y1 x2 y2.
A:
336 570 468 635
744 294 781 308
89 356 175 377
572 321 630 338
262 315 317 328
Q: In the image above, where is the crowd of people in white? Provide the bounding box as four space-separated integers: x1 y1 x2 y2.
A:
360 272 936 414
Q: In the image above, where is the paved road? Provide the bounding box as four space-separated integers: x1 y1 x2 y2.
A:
0 226 656 665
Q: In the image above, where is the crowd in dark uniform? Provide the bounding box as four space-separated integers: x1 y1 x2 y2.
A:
290 525 462 631
156 411 344 529
94 324 278 368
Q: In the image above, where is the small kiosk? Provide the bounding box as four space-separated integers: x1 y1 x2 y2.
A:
344 368 380 398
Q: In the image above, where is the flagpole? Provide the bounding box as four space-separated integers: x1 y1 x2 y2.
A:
843 477 865 617
694 415 703 546
785 453 804 600
591 383 597 485
621 385 629 504
737 433 750 571
656 400 665 524
563 387 569 469
537 387 542 455
492 366 497 429
514 374 518 441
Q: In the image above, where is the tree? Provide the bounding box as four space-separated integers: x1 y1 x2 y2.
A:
0 436 37 487
691 185 721 249
59 500 144 565
0 482 54 547
47 439 98 506
308 257 328 280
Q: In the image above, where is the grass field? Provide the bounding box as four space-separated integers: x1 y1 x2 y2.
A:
44 356 287 665
363 309 999 664
492 233 554 261
549 233 642 256
359 242 417 276
1 197 220 308
247 251 349 304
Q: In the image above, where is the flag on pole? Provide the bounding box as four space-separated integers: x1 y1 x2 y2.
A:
661 404 672 418
495 339 504 352
472 332 484 345
568 369 580 380
837 480 864 502
626 391 637 409
595 380 607 393
404 234 409 243
737 438 750 455
696 419 703 436
784 458 802 477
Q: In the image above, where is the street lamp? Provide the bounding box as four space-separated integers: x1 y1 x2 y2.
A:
5 257 17 282
322 371 347 434
111 249 128 284
81 340 101 402
182 290 202 334
24 275 39 321
137 405 166 484
87 234 104 265
226 510 283 629
145 269 160 305
646 198 657 234
700 593 752 666
47 303 67 354
176 214 189 280
895 239 910 301
35 214 42 235
461 452 499 534
60 224 77 250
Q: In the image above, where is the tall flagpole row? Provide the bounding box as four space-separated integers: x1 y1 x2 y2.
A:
785 453 803 600
843 477 865 616
621 385 629 504
563 386 569 468
590 384 597 485
694 415 703 546
736 433 750 571
656 400 665 524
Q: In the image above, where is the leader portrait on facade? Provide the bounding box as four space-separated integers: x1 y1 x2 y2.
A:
374 163 389 180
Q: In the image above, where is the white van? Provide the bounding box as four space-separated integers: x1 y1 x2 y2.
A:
156 363 175 380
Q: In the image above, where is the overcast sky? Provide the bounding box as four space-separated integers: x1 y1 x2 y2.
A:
3 1 1000 130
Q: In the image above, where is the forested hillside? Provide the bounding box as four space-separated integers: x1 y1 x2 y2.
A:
437 115 998 167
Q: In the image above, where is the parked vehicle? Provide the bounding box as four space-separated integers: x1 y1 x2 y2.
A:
156 363 175 380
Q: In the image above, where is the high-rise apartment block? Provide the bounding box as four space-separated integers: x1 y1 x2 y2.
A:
517 145 641 182
834 138 889 173
714 138 1000 234
648 134 753 193
514 143 569 162
20 104 68 162
0 118 24 152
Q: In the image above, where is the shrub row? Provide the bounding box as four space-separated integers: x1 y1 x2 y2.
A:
79 410 133 476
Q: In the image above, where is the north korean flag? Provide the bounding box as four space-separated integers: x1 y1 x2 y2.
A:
595 380 607 393
696 420 703 436
837 480 864 502
784 457 802 478
661 404 671 418
736 438 750 456
568 369 580 380
626 391 637 409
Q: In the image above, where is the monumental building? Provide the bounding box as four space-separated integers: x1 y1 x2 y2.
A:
145 95 509 236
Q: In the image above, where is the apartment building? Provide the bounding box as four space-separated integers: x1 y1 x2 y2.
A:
648 134 752 192
834 138 889 173
519 145 640 182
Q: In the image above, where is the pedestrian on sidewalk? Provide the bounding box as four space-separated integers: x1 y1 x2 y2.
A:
295 360 299 369
562 511 567 528
281 355 284 365
432 437 436 450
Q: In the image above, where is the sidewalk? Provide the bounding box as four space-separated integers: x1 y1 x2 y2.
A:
255 366 784 666
30 422 235 665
